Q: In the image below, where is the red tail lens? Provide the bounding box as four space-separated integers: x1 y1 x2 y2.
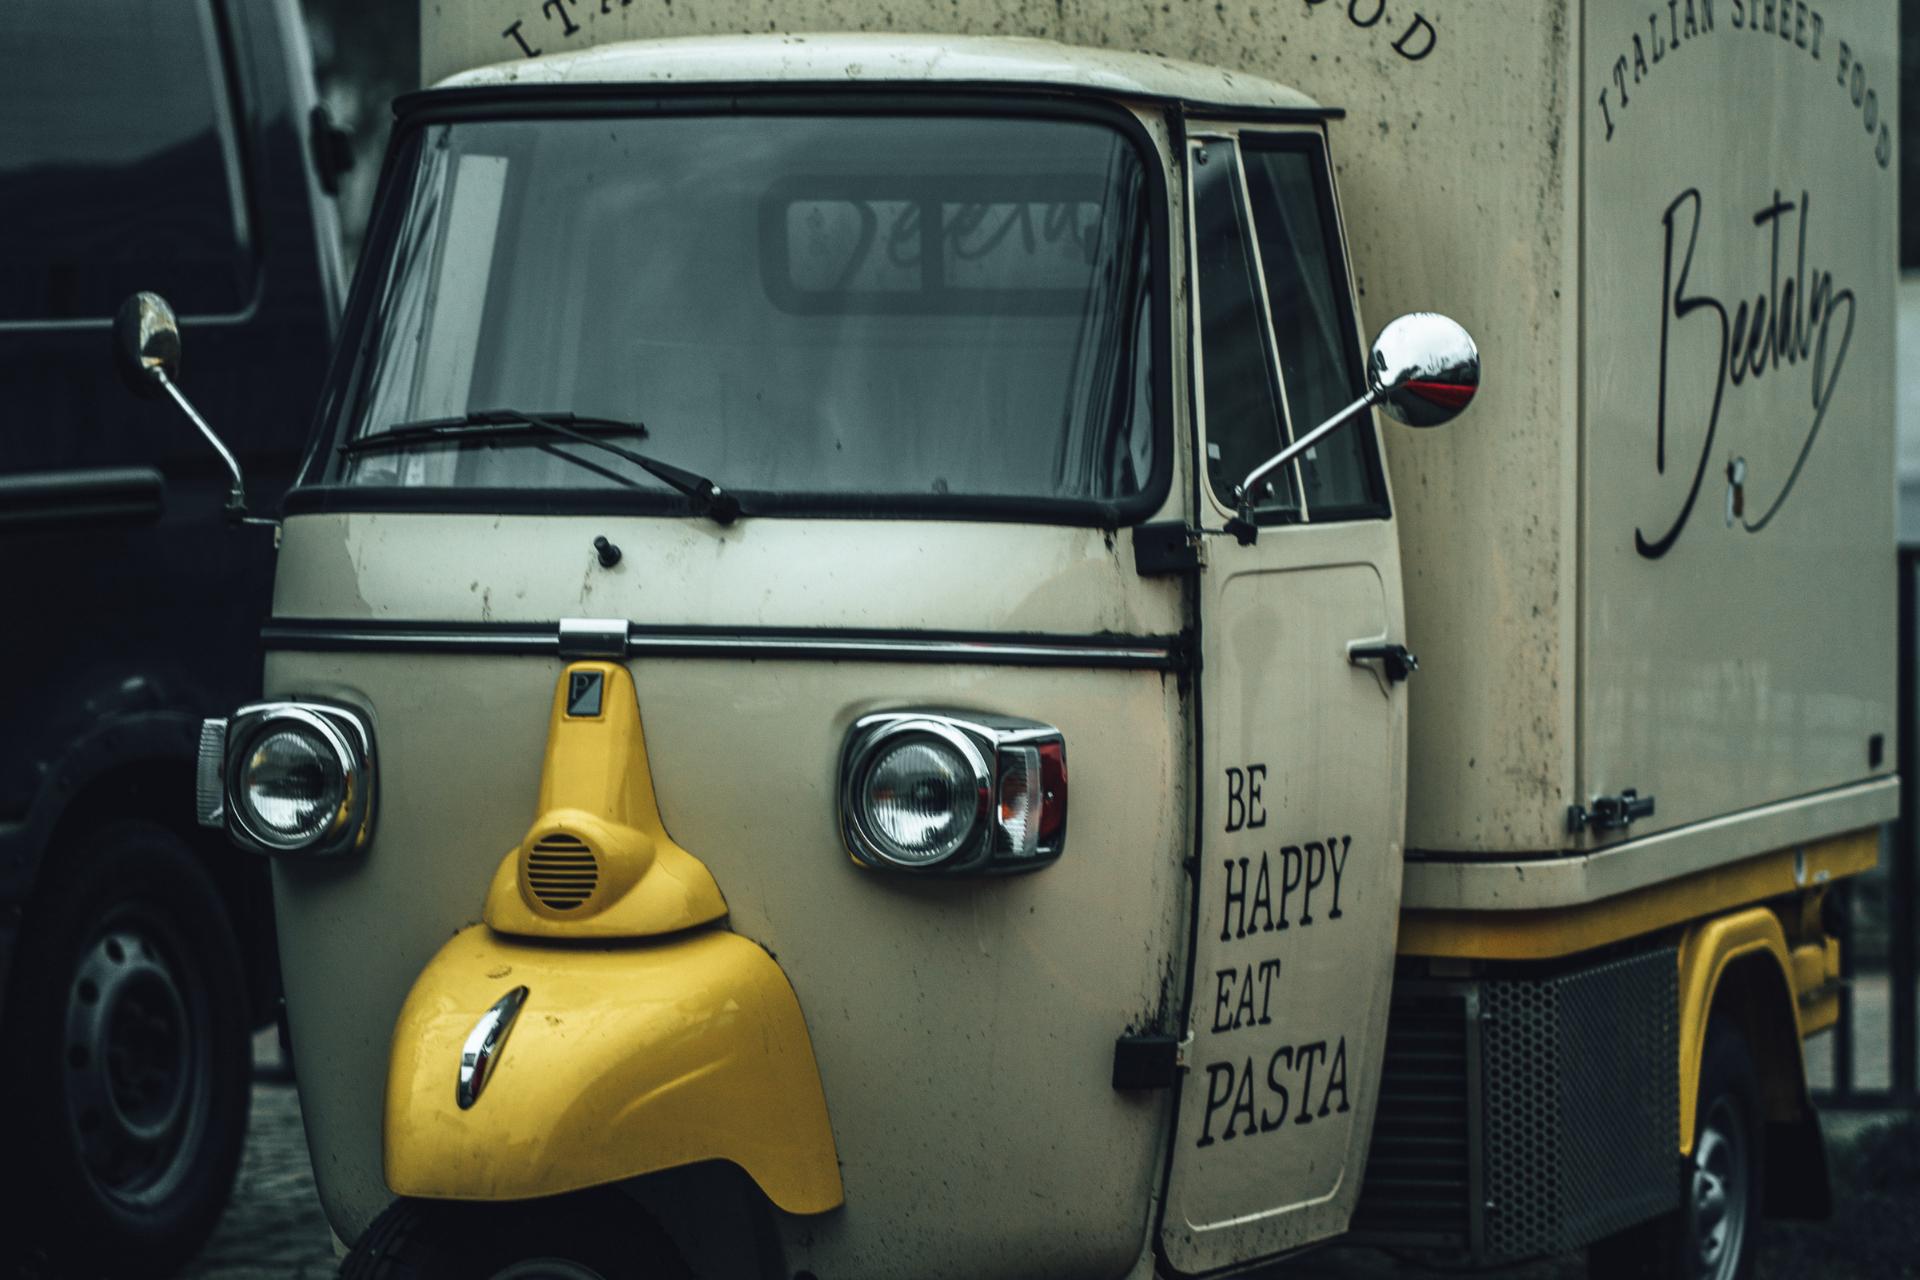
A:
1037 740 1067 848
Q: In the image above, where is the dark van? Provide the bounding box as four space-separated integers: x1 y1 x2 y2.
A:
0 0 345 1271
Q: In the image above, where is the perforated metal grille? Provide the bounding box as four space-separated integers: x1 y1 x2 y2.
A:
1482 947 1678 1259
526 833 599 910
1352 988 1474 1246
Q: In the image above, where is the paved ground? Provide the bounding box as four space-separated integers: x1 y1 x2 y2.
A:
180 1083 336 1280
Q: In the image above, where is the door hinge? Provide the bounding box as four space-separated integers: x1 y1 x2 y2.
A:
1133 522 1207 576
1112 1029 1193 1090
1568 788 1656 834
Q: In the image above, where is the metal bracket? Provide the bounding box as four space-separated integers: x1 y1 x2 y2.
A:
1568 788 1655 834
557 617 630 659
1112 1029 1191 1090
1133 523 1207 576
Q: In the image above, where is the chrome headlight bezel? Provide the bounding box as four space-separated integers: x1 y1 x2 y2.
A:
839 710 1066 875
204 699 377 857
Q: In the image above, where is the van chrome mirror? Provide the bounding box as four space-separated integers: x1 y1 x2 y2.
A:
1232 312 1478 542
1369 312 1480 428
112 291 263 524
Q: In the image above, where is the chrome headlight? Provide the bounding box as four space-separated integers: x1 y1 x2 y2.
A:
201 700 376 857
840 711 1066 875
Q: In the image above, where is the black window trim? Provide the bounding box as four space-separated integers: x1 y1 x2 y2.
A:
284 86 1178 529
1189 124 1392 528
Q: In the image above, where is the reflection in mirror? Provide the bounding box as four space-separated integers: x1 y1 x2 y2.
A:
112 291 181 399
1368 312 1480 428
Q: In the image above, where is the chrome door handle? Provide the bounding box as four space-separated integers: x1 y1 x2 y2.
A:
1348 641 1418 684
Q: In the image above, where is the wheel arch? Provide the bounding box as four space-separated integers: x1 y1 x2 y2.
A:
1676 905 1831 1219
0 713 279 1029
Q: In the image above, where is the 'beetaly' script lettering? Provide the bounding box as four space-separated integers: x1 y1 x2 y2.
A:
1636 188 1854 559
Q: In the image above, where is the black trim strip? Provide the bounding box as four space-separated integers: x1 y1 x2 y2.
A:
262 617 1188 671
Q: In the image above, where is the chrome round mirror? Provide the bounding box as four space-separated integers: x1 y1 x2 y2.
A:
1368 312 1479 428
112 291 182 400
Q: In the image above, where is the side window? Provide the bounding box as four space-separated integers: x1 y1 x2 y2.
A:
0 0 250 322
1190 140 1298 517
1240 138 1387 518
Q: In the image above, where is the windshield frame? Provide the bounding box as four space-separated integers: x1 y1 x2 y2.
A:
288 87 1175 527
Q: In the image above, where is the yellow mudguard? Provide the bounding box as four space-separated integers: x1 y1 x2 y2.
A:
385 924 844 1214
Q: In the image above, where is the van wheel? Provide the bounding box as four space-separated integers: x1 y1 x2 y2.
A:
0 820 249 1275
1589 1021 1764 1280
343 1195 691 1280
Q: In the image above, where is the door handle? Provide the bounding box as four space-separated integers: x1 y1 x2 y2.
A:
1348 641 1418 684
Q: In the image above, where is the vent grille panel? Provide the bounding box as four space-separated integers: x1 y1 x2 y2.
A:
527 834 599 911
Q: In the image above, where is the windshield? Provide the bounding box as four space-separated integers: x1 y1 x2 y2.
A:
321 108 1160 518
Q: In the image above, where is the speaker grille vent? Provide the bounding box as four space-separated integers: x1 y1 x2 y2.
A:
526 833 599 911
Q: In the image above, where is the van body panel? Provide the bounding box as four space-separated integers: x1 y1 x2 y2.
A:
265 512 1191 1274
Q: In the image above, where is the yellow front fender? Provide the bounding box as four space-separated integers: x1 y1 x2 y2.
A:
385 924 844 1214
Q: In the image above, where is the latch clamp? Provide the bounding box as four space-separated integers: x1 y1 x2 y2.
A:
1568 788 1656 834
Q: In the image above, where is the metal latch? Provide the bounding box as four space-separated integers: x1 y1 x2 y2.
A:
1348 641 1419 684
1112 1029 1192 1090
1568 789 1656 834
1133 523 1207 576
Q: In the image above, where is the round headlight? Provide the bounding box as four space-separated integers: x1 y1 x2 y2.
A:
852 727 988 867
237 723 345 848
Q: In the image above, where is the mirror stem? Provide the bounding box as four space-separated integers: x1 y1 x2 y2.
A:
155 368 250 520
1236 386 1382 511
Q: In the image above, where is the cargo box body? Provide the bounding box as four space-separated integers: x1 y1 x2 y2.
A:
423 0 1898 886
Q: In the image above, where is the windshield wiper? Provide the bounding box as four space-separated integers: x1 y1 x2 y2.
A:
340 408 741 524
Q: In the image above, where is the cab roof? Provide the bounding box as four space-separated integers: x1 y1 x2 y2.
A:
430 32 1328 118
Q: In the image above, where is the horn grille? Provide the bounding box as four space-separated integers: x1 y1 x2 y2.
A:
526 833 600 911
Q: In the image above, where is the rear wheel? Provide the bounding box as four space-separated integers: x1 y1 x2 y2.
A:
0 820 250 1276
1590 1020 1764 1280
343 1194 690 1280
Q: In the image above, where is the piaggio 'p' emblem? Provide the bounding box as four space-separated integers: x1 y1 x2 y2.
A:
566 671 604 718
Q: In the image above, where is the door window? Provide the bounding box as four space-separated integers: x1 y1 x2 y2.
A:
1241 140 1386 518
1190 133 1387 523
0 0 251 322
1190 140 1298 518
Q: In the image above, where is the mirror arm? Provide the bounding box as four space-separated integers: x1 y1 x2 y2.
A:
1231 386 1384 541
154 368 255 523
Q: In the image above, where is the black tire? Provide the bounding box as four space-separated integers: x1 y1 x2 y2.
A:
342 1194 690 1280
0 820 250 1278
1589 1021 1765 1280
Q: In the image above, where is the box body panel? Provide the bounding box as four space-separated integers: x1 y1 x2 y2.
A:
1578 0 1898 844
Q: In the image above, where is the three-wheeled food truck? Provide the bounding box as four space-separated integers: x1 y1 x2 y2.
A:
120 1 1895 1276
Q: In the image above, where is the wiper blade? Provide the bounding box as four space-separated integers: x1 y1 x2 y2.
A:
341 408 741 525
339 409 648 454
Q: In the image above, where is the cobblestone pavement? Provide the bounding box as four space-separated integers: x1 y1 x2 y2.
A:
180 1082 337 1280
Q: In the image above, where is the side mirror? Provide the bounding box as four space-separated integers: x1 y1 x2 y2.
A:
113 291 182 399
111 292 262 524
1231 311 1479 542
1368 312 1480 428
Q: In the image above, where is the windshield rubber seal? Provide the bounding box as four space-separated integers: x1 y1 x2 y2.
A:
286 87 1177 529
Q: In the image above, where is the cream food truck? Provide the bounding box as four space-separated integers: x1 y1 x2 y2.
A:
114 0 1896 1276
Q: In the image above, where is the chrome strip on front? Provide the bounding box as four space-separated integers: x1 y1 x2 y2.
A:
261 618 1185 670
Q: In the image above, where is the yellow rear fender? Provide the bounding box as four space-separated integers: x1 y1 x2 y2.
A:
1676 907 1801 1154
385 924 844 1214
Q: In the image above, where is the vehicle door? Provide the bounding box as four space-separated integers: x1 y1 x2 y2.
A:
1159 124 1410 1273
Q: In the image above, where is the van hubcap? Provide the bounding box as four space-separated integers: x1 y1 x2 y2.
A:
1689 1096 1749 1280
63 922 207 1206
